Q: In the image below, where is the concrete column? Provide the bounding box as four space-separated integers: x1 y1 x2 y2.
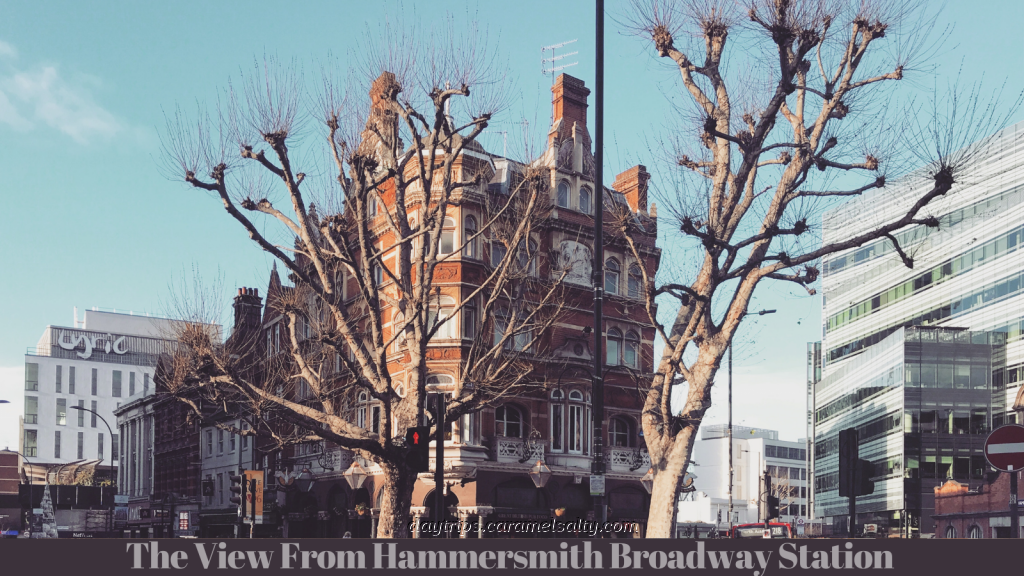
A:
458 509 470 538
476 506 493 539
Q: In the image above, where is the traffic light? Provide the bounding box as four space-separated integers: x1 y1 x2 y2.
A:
855 458 875 497
406 426 430 472
248 478 258 522
766 495 780 520
229 472 247 518
838 428 858 497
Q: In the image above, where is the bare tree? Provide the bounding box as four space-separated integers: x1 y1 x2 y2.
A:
160 25 576 537
620 0 1020 537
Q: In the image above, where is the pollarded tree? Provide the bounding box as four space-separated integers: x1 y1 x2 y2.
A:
160 26 576 537
619 0 1019 537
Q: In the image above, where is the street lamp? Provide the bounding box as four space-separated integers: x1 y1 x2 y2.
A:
528 460 552 489
71 405 117 535
728 309 775 533
343 461 368 491
70 406 115 484
641 468 655 494
294 468 317 493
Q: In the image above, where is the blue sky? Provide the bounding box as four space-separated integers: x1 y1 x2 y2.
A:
1 1 1022 451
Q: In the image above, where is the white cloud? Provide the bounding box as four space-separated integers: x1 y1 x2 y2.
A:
0 39 121 144
0 40 16 60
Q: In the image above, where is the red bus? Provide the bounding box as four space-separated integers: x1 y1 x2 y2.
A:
729 523 793 539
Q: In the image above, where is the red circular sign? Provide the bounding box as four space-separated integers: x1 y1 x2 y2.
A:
985 424 1024 472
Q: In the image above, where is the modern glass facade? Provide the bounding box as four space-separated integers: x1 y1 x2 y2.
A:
814 122 1024 535
813 327 1003 536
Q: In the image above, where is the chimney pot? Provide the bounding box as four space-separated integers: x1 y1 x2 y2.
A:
238 288 243 296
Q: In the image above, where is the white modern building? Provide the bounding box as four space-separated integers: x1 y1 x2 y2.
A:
21 309 189 484
676 424 809 533
814 121 1024 535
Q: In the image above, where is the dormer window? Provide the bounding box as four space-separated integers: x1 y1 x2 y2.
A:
580 187 592 214
557 181 571 208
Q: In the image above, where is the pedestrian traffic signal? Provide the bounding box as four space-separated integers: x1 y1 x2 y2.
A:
248 478 258 522
229 472 247 518
406 426 430 472
838 428 858 497
856 458 875 497
766 495 780 519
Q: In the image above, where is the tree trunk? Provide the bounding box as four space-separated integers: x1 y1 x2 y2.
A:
645 425 697 538
374 462 417 538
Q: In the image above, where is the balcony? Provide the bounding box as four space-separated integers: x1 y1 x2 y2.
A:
490 437 546 463
607 447 650 472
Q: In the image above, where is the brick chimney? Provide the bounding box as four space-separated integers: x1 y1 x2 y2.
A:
233 287 263 333
549 74 590 146
614 165 650 213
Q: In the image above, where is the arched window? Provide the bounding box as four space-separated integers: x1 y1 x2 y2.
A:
968 525 982 538
368 196 379 218
464 215 478 259
628 265 643 299
609 417 631 447
373 264 384 285
557 180 571 208
494 307 529 351
495 405 523 438
567 390 586 454
606 328 623 366
516 240 538 275
579 187 592 214
625 331 640 369
552 388 587 454
356 391 380 434
605 258 620 295
439 217 456 255
428 296 457 340
944 525 956 538
550 389 565 452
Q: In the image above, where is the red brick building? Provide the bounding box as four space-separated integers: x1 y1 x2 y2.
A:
264 73 661 537
933 474 1019 538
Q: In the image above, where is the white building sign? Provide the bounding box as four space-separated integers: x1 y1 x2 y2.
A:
57 330 129 359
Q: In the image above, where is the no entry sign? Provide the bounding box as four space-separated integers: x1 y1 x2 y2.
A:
985 424 1024 472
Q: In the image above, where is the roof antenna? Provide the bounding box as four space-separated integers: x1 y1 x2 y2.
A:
541 39 579 86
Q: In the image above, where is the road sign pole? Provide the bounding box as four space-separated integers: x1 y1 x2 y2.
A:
1012 466 1019 539
984 424 1024 539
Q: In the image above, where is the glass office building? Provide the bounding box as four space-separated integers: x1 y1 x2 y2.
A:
813 326 1004 536
814 122 1024 535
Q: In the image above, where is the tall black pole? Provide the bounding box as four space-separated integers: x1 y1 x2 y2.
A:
434 393 446 531
728 344 733 533
591 0 607 526
1012 468 1019 539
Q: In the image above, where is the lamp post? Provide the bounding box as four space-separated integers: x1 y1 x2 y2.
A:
728 309 775 533
71 405 116 535
70 406 115 485
5 448 36 537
